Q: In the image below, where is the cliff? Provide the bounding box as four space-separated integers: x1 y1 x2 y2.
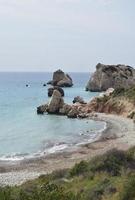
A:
87 86 135 120
86 63 135 92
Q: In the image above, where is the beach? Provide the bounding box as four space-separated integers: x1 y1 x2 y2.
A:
0 112 134 186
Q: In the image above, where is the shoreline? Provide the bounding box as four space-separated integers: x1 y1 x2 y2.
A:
0 113 135 186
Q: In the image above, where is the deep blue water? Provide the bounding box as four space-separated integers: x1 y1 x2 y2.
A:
0 72 104 160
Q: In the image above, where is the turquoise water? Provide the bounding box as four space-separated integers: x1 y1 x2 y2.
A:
0 72 104 160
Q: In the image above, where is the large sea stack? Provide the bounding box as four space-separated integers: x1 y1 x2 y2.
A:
86 63 135 92
47 69 73 87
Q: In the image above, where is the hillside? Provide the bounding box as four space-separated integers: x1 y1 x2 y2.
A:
88 86 135 120
0 147 135 200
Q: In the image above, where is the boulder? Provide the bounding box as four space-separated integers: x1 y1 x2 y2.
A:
59 104 72 115
47 90 64 114
67 107 79 118
37 104 48 114
73 96 86 104
48 86 64 97
86 63 135 92
48 69 73 87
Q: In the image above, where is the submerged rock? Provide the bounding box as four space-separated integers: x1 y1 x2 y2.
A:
48 86 64 97
48 69 73 87
86 63 135 92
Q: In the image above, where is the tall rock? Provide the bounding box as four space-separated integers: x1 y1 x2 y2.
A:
47 90 64 113
47 69 73 87
86 63 135 92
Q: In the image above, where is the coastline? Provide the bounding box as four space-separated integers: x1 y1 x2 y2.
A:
0 113 135 186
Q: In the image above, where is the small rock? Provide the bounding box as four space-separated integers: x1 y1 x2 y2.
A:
48 86 64 97
73 96 86 104
37 104 48 114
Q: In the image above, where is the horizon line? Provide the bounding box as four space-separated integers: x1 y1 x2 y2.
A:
0 71 92 73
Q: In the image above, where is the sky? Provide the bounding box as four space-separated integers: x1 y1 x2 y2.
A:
0 0 135 72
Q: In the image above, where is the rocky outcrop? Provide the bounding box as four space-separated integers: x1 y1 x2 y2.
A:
47 90 64 114
86 63 135 92
48 87 64 97
73 96 86 104
48 69 73 87
37 104 48 114
67 107 79 118
37 90 64 114
59 104 72 115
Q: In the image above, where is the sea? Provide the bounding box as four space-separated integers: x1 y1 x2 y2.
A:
0 72 106 161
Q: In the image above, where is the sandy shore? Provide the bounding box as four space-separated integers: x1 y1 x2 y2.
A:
0 113 135 186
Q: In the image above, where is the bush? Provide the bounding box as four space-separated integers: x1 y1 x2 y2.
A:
89 149 127 176
120 175 135 200
0 187 12 200
126 146 135 161
70 161 89 177
52 169 68 179
112 88 125 97
84 178 114 200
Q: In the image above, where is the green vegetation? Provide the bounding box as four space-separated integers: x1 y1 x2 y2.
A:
112 86 135 101
0 148 135 200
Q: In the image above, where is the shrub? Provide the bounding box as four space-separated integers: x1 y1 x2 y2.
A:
70 161 89 177
85 178 113 200
120 175 135 200
89 149 127 176
52 169 68 179
126 146 135 161
0 187 12 200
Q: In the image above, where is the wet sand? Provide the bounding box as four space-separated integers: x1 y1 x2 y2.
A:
0 113 135 186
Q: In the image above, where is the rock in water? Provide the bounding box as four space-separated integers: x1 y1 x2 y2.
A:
48 86 64 97
73 96 86 104
37 104 48 114
48 69 73 87
59 104 72 115
48 90 64 113
67 107 79 118
86 63 135 92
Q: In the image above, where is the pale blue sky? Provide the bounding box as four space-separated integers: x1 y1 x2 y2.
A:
0 0 134 72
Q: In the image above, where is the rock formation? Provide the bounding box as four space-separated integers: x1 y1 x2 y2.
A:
47 69 73 87
37 104 48 114
47 90 64 113
48 86 64 97
67 107 79 118
86 63 135 92
73 96 86 104
59 104 72 115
